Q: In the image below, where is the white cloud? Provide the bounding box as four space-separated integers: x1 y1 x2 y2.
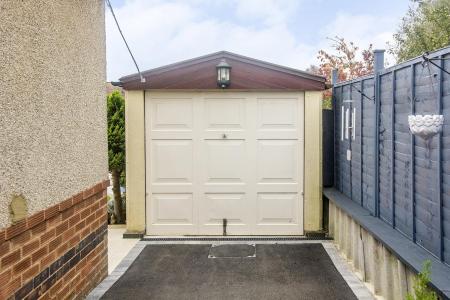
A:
319 12 399 65
232 0 302 26
106 0 403 81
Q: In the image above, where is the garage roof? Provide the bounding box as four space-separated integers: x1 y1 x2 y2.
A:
119 51 326 91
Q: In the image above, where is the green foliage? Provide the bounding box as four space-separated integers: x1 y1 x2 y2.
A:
107 90 126 223
323 97 332 110
120 169 126 187
390 0 450 62
107 91 125 173
406 260 437 300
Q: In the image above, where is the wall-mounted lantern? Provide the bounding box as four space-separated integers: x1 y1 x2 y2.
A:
216 59 231 88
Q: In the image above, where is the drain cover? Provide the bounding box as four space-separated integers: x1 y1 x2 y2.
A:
208 244 256 258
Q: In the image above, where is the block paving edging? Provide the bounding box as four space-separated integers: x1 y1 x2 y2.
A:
322 242 375 300
87 241 146 299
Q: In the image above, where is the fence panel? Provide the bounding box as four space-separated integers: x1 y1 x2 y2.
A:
334 86 342 192
332 47 450 265
379 72 394 225
351 84 362 205
393 66 414 239
413 62 441 256
361 79 376 214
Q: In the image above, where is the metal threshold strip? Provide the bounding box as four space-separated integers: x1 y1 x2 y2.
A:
142 235 331 242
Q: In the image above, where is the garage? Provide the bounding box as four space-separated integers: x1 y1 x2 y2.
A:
120 51 326 236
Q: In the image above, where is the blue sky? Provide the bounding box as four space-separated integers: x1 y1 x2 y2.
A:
106 0 411 81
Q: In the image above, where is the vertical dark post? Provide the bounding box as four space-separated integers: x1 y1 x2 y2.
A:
373 49 385 217
331 69 339 86
391 71 396 227
437 56 443 260
340 86 344 192
349 83 353 200
360 80 364 207
332 69 339 189
410 64 416 242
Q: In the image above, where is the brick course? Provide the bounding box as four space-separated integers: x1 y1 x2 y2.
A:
0 179 109 300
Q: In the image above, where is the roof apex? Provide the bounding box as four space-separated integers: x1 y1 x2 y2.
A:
119 51 325 83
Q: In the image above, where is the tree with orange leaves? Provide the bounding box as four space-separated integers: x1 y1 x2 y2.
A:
307 36 374 108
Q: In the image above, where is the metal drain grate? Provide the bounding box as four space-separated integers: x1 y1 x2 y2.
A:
141 236 332 242
305 231 328 239
208 244 256 258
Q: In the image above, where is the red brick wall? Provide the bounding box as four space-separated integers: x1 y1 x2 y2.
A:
0 180 109 300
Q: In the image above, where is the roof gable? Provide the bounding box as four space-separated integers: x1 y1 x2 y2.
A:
119 51 326 91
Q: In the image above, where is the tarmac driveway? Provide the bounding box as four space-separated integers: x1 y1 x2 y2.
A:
99 243 358 300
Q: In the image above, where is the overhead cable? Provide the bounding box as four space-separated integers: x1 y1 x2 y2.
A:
105 0 146 83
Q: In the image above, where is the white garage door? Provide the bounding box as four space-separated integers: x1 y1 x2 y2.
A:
145 92 304 235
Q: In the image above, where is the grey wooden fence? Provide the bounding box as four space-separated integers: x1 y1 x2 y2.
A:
332 46 450 265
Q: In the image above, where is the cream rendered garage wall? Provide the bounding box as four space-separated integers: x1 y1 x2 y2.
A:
125 90 146 234
125 90 323 235
304 91 323 232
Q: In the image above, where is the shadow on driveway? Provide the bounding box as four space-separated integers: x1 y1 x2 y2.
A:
101 243 357 300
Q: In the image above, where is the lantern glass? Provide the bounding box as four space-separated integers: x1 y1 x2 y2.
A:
216 59 231 88
221 68 228 80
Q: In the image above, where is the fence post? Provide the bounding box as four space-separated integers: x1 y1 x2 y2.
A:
391 70 396 227
349 83 353 200
373 49 385 217
410 64 416 242
360 80 364 207
331 69 338 86
332 69 339 189
438 56 443 260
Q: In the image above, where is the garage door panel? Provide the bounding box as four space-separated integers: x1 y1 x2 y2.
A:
151 99 193 131
150 185 194 193
151 140 193 184
257 140 298 184
202 132 246 140
255 184 298 193
151 194 193 225
204 98 245 131
204 140 246 184
199 224 250 235
199 193 251 235
255 193 302 235
201 185 246 194
150 131 194 140
257 99 298 128
256 131 299 140
257 193 298 225
255 224 302 235
201 193 248 225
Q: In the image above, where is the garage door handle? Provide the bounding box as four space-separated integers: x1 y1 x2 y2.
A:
222 134 227 139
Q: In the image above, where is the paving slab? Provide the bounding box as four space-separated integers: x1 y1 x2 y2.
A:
107 226 139 274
